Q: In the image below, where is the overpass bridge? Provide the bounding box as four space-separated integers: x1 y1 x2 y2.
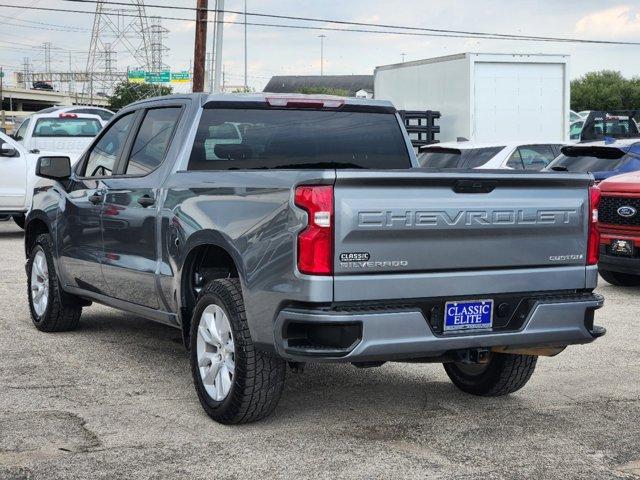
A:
1 86 110 129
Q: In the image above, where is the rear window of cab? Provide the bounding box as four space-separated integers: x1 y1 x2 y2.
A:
188 107 412 170
33 118 102 137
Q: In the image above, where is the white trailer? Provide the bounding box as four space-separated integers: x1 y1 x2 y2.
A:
374 53 570 143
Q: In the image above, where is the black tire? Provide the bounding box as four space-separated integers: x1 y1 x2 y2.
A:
27 234 82 332
189 278 286 424
444 353 537 396
12 214 25 229
599 269 640 287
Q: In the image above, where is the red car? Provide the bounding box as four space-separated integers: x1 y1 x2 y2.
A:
598 171 640 285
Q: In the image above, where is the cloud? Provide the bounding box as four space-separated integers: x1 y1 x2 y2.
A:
575 5 640 38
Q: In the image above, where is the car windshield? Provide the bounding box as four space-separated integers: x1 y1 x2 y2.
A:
417 146 504 169
548 147 629 172
33 117 102 137
188 107 411 170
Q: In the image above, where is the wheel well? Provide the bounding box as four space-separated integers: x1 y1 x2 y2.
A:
181 244 239 348
25 219 49 257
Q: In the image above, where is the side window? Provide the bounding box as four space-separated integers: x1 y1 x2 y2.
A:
14 118 30 141
506 149 524 169
83 113 134 177
518 145 556 170
463 146 504 168
570 121 584 140
123 107 181 176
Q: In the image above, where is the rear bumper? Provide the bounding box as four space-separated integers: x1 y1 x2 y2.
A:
599 253 640 275
274 293 604 362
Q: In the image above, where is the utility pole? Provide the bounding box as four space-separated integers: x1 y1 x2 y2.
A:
192 0 208 92
318 34 326 76
213 0 225 92
244 0 247 90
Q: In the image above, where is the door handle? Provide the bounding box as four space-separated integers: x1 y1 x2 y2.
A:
88 193 103 205
137 195 155 208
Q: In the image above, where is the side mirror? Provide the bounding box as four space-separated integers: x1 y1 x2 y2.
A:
0 142 17 157
36 156 71 180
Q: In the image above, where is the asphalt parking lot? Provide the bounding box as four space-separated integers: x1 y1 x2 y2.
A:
0 220 639 480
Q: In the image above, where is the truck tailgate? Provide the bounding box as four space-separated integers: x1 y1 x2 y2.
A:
333 170 593 300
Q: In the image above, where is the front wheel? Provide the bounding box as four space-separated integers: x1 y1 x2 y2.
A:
444 353 537 396
189 278 286 424
599 269 640 287
27 234 82 331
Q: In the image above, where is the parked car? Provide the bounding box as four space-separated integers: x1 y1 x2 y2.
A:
37 105 115 122
0 131 58 228
25 93 604 424
545 140 640 182
578 110 592 119
417 141 564 170
13 111 104 164
595 171 640 286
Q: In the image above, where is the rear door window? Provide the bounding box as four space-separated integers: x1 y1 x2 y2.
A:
123 107 182 175
518 145 556 170
33 118 102 137
188 108 411 170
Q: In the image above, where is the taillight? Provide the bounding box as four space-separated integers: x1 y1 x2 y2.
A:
59 112 78 118
587 186 601 265
294 185 334 275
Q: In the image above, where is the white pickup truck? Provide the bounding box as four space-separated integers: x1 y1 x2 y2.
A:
0 131 58 228
13 111 104 164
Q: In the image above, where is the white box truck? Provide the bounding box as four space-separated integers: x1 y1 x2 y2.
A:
374 53 570 143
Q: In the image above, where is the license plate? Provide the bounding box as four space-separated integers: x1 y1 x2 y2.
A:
444 299 493 332
611 239 634 257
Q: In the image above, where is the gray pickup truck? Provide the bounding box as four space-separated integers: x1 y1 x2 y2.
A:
25 93 605 424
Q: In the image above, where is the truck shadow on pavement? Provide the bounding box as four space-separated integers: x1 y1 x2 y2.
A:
75 308 529 424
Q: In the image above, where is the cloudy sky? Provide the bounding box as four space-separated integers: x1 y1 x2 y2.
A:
1 0 640 91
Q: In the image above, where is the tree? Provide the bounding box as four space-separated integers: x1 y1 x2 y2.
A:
571 70 640 112
295 86 350 96
108 81 173 111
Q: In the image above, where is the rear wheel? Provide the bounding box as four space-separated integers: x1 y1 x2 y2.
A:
27 234 82 332
444 352 537 396
189 278 286 424
12 214 25 229
599 269 640 287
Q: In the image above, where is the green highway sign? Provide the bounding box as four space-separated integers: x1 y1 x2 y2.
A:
127 70 145 83
145 70 171 83
171 71 190 83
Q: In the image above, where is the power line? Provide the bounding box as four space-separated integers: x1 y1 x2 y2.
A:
2 2 640 46
59 0 640 46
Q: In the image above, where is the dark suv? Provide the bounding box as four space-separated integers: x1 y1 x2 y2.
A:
24 94 604 424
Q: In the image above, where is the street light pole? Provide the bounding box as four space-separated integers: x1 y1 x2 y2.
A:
318 34 326 76
213 0 225 92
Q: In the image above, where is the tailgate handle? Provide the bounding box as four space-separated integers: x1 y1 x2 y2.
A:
453 180 496 194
